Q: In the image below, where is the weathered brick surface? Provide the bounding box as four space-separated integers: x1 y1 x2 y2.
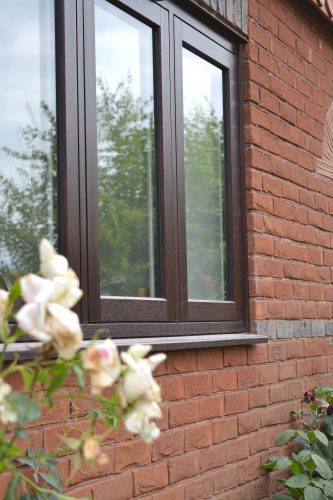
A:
4 1 333 499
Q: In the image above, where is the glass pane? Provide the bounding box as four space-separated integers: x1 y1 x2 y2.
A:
183 48 229 301
95 0 160 298
0 0 57 286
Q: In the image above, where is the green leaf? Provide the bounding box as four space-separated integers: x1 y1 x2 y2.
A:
73 365 85 389
7 393 40 425
47 368 70 396
308 430 329 447
276 429 296 444
4 475 20 500
17 457 36 468
39 472 62 491
311 454 333 480
298 450 312 464
276 457 292 470
304 486 324 500
285 473 310 489
323 480 333 498
9 280 21 304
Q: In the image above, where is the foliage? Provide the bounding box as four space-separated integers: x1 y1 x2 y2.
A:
0 240 166 499
0 78 228 300
262 387 333 499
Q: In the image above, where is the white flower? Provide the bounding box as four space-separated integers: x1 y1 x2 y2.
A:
16 302 51 342
39 240 83 309
0 378 17 425
39 239 68 279
120 346 166 405
83 339 121 395
52 269 83 309
20 274 55 305
45 304 83 360
125 401 161 443
17 302 83 359
0 290 9 327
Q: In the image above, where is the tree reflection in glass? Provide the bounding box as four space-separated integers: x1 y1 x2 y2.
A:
95 0 160 298
0 0 57 287
183 49 229 301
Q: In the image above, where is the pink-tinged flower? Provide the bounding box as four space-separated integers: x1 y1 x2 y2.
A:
83 339 121 395
0 290 9 327
82 438 108 466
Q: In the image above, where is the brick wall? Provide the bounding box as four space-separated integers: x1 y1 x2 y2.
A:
2 339 333 499
245 0 333 331
3 1 333 499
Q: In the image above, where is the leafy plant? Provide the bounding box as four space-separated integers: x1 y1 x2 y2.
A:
0 240 166 499
262 388 333 499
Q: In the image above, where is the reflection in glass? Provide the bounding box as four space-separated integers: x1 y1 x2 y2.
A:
183 49 228 301
95 0 160 298
0 0 57 285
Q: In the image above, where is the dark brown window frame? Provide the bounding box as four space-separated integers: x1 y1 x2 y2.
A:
33 0 257 346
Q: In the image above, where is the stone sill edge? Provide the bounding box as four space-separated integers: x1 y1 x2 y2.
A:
1 334 268 360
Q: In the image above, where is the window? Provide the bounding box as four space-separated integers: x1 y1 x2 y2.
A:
0 0 249 342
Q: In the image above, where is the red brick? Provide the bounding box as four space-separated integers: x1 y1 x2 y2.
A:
260 364 279 385
238 366 260 388
287 340 304 358
200 443 227 472
225 391 249 414
167 351 197 373
214 464 239 493
93 473 133 500
248 386 270 408
197 348 223 370
279 361 297 381
169 451 200 483
152 429 184 461
66 485 93 499
226 436 250 463
312 357 327 374
238 409 261 435
160 376 184 401
268 342 287 362
184 474 213 499
184 373 212 397
114 440 151 473
224 347 248 366
199 395 224 419
152 485 185 500
239 455 261 483
133 462 168 495
288 379 305 400
185 423 212 451
296 358 313 377
270 383 289 404
248 344 268 364
169 400 200 428
213 370 237 391
212 417 238 444
250 428 271 455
